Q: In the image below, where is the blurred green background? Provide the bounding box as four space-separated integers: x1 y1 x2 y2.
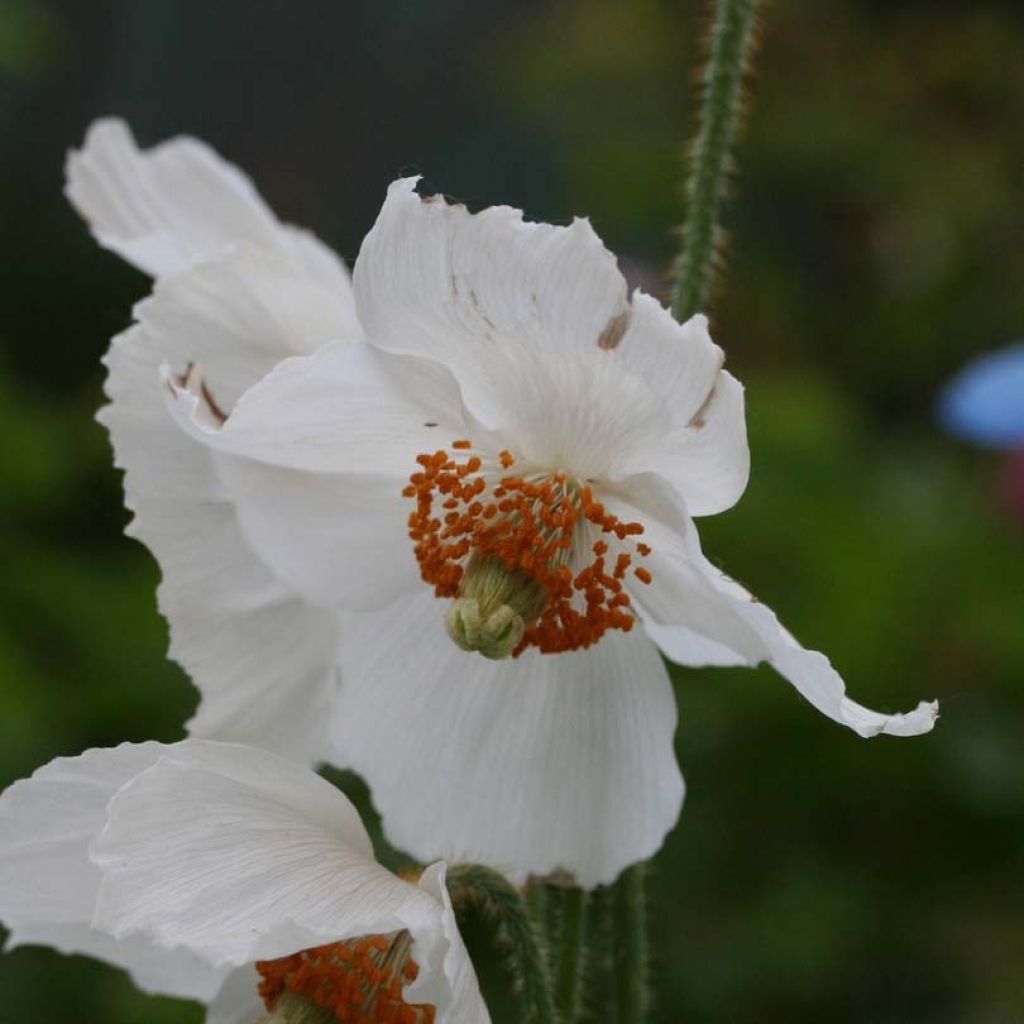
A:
1 0 1023 1021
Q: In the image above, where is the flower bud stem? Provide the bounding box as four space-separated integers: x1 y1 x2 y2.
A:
447 863 557 1024
672 0 762 322
552 887 587 1024
612 865 651 1024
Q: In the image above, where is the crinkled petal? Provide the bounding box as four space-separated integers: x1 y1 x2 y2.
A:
618 357 750 516
602 476 767 661
620 476 939 738
353 180 748 493
332 592 684 888
163 341 472 610
0 743 230 1002
129 242 361 410
353 179 669 475
100 247 354 760
176 341 470 476
91 741 440 966
66 117 351 291
354 178 628 424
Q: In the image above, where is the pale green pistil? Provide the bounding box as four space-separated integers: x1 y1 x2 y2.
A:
259 991 335 1024
445 554 548 660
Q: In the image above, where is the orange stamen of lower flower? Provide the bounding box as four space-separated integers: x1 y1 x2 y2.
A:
256 933 434 1024
405 443 653 655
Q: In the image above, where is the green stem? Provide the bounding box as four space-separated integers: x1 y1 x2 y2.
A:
613 865 650 1024
553 887 587 1024
672 0 761 322
447 864 557 1024
582 885 619 1024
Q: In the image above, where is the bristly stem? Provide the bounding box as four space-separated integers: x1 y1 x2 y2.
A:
672 0 761 322
582 885 619 1024
613 864 650 1024
447 864 557 1024
553 886 587 1024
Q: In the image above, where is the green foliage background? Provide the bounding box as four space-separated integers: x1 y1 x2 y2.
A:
1 1 1022 1021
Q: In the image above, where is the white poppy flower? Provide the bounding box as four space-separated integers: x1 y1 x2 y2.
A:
0 740 489 1024
154 177 937 887
68 118 362 761
68 120 937 884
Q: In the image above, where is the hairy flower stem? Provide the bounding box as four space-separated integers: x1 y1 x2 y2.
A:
553 887 587 1024
672 0 761 322
581 885 619 1024
447 864 557 1024
613 865 650 1024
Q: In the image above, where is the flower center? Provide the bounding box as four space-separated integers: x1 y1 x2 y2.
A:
256 932 434 1024
404 441 653 658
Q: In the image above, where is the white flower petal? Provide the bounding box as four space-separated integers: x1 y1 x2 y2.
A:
91 741 440 966
213 459 419 611
332 591 684 888
131 242 361 410
355 179 623 391
353 178 632 428
66 118 351 289
192 341 469 475
622 477 939 738
601 476 767 662
612 302 726 426
353 181 749 497
163 341 473 610
409 864 492 1024
204 966 266 1024
0 743 230 1002
100 247 354 760
619 355 750 516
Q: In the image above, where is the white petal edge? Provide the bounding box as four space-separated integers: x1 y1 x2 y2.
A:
617 358 751 518
0 743 230 1002
91 741 441 966
618 475 939 738
161 341 476 611
99 245 355 760
332 591 685 888
66 117 352 291
353 177 629 429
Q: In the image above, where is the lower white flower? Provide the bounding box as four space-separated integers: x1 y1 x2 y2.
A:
0 740 488 1024
158 177 938 887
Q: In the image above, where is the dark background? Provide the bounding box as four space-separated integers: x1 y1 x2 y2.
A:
2 1 1023 1021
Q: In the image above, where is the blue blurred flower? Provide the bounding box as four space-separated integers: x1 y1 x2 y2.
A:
938 342 1024 447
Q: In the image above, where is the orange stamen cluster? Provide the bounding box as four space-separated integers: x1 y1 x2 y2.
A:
403 442 653 654
256 934 434 1024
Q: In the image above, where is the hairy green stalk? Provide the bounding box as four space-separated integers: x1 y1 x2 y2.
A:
581 885 618 1024
447 864 557 1024
553 887 587 1024
672 0 761 321
613 865 650 1024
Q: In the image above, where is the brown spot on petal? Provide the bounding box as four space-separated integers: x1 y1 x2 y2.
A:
175 363 228 426
469 288 497 332
597 308 631 350
687 381 718 430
